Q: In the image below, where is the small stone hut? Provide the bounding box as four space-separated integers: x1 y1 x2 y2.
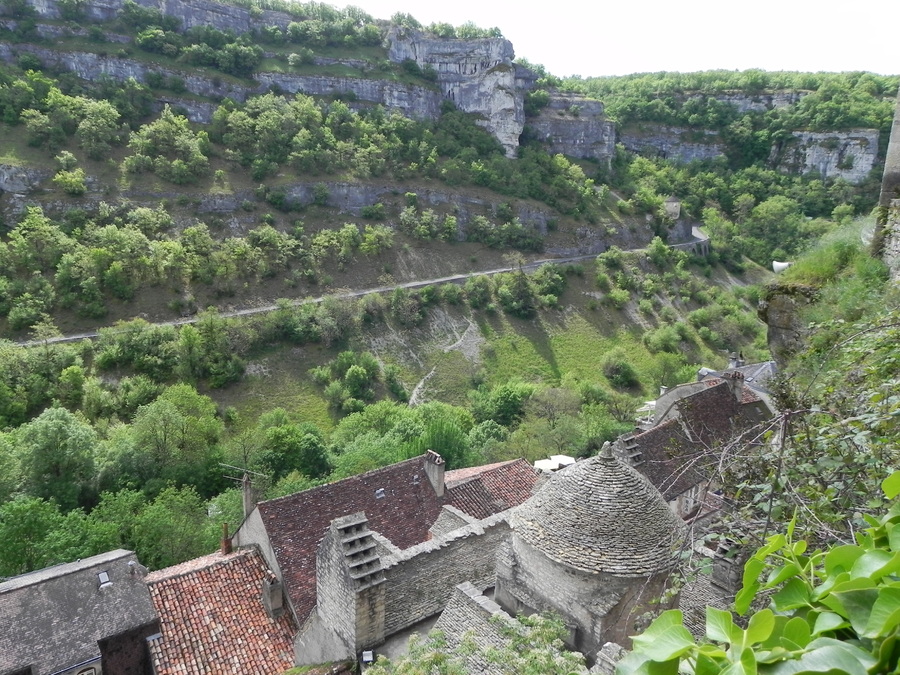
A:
495 447 685 661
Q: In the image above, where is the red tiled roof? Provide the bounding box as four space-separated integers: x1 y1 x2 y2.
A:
447 459 538 520
256 456 446 625
146 548 296 675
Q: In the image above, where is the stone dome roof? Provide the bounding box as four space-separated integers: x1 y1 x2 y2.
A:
509 451 684 577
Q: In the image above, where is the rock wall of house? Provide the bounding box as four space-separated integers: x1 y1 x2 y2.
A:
495 535 670 659
882 201 900 280
881 94 900 207
879 95 900 280
380 513 509 636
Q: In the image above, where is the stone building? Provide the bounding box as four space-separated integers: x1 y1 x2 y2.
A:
0 550 159 675
230 453 540 665
495 447 685 661
618 373 773 520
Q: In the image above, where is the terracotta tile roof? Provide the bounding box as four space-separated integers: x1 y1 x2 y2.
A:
447 459 538 520
255 455 446 625
146 548 295 675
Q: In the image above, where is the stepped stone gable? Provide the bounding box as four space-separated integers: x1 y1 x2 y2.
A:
446 458 538 520
255 456 445 625
510 453 683 577
146 548 296 675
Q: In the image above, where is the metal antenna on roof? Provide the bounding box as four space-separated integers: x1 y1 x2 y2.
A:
220 463 268 519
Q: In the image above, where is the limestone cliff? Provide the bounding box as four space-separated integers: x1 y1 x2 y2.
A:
757 284 819 367
528 94 615 164
771 129 880 184
619 123 725 163
388 28 523 158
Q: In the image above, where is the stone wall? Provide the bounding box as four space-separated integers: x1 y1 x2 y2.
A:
879 96 900 280
880 93 900 207
495 535 670 659
882 201 900 281
380 512 509 636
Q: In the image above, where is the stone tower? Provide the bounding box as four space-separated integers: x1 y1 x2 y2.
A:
495 448 684 662
879 92 900 279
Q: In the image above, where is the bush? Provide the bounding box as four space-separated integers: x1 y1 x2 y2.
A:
602 349 640 389
606 287 630 309
52 169 86 196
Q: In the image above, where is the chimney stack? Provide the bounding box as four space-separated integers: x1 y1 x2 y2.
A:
424 450 445 497
221 522 232 555
725 371 745 401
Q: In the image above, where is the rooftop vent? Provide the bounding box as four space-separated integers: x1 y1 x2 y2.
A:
375 488 385 499
97 571 112 589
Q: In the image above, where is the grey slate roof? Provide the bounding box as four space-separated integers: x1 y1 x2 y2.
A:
510 453 684 577
0 549 158 675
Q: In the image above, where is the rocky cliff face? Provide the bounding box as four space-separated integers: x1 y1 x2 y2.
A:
0 44 444 123
772 129 879 184
690 91 806 114
29 0 296 33
388 28 524 158
618 123 725 163
757 284 819 367
528 94 615 164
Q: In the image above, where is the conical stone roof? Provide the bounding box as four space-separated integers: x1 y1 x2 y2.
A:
509 451 684 576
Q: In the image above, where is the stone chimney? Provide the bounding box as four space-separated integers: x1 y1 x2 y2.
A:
424 450 445 497
724 371 745 401
261 573 284 619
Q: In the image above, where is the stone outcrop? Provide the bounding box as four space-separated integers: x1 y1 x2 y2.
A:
757 283 820 367
772 129 879 184
0 44 444 123
0 163 50 194
619 123 725 162
689 91 806 114
29 0 296 34
388 27 524 158
528 94 615 164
